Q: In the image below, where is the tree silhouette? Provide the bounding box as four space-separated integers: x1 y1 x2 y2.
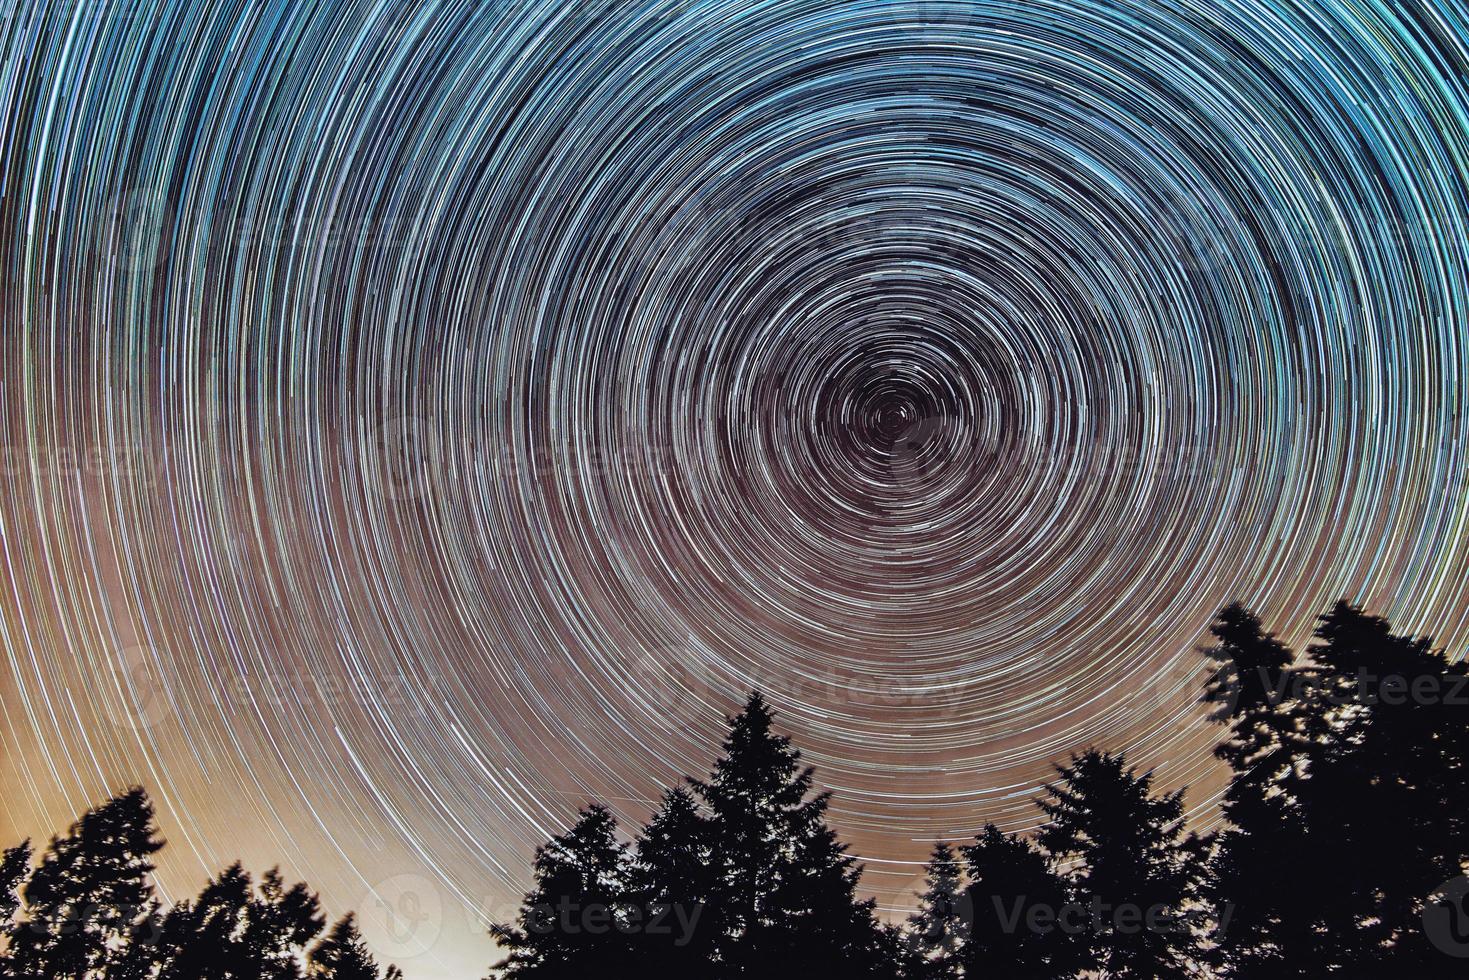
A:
5 787 163 980
760 802 890 977
0 843 30 938
692 692 889 978
111 905 166 980
962 824 1081 980
246 868 328 979
1293 602 1469 969
1200 604 1325 977
905 842 966 979
1037 751 1205 979
1 600 1463 979
489 804 636 978
156 862 253 978
1203 601 1469 974
308 914 393 980
0 790 398 980
154 862 324 979
630 786 715 974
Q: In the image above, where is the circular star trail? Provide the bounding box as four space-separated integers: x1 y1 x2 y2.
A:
3 0 1469 973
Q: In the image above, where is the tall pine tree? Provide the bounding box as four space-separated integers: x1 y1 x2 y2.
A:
308 914 391 980
489 804 636 978
1204 601 1469 974
1037 751 1204 979
155 862 324 979
1294 602 1469 970
630 786 715 974
692 693 888 978
905 843 966 980
156 862 254 979
6 787 163 980
1201 604 1325 977
245 868 327 979
962 825 1081 980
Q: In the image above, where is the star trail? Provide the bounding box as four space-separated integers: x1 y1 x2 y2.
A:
3 0 1469 975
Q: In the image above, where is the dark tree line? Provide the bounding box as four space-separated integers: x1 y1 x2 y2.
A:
0 789 399 979
0 600 1464 978
489 601 1469 979
1201 601 1469 976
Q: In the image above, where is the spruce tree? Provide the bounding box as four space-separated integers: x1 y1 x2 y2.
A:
1036 752 1204 979
1294 602 1469 970
962 825 1080 980
905 842 966 979
245 867 327 979
155 863 255 979
764 809 888 977
155 862 323 979
631 786 715 973
1200 604 1324 977
1198 601 1469 975
489 804 636 978
692 692 887 978
308 914 388 980
6 787 163 980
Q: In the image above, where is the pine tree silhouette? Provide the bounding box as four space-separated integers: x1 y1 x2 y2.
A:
904 842 966 979
692 692 888 978
489 804 636 978
1 608 1458 980
1294 602 1469 970
246 868 328 979
155 862 324 979
1037 751 1204 979
156 862 254 978
0 790 401 980
308 914 391 980
764 803 891 977
1201 601 1469 975
961 825 1081 980
5 787 163 980
1201 604 1325 977
630 786 715 975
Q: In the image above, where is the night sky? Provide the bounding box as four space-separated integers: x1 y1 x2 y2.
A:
4 0 1469 976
